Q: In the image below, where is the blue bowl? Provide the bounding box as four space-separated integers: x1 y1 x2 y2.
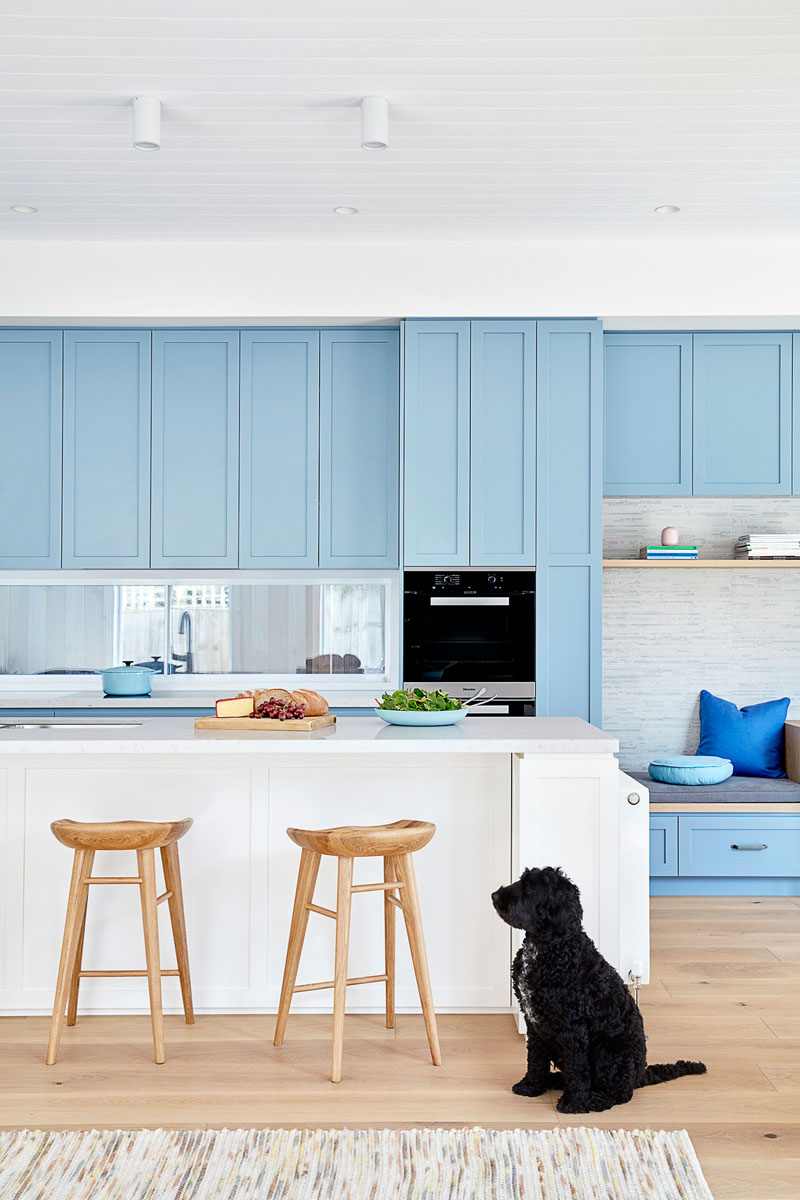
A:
374 708 467 727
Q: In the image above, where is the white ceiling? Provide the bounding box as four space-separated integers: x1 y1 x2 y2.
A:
2 0 800 240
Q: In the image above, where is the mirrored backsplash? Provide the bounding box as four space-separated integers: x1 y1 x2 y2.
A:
0 582 387 677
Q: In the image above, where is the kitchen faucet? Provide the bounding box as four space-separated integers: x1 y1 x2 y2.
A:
172 610 194 674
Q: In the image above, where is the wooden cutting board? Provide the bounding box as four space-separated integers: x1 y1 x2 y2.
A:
194 714 336 732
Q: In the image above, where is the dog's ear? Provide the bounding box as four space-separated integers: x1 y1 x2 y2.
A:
534 867 583 938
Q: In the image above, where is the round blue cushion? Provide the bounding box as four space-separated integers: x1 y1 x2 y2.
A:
648 755 733 786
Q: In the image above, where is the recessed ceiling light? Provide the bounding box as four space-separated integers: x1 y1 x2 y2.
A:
334 206 359 216
654 205 680 215
10 204 37 214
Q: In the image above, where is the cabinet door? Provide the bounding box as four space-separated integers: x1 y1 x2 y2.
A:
240 331 319 567
151 331 239 567
320 329 399 568
536 320 603 724
470 320 535 565
0 331 62 568
403 320 470 566
63 331 151 567
604 333 692 495
649 814 678 877
693 333 791 495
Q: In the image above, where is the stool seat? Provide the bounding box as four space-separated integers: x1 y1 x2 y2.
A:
51 818 193 852
286 819 435 858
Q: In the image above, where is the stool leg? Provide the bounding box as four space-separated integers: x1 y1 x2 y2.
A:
394 853 442 1067
67 849 95 1027
384 854 396 1030
274 849 321 1046
46 848 93 1065
137 848 165 1064
331 855 353 1083
160 842 194 1025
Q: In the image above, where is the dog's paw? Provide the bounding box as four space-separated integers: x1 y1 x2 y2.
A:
556 1091 595 1114
512 1078 547 1097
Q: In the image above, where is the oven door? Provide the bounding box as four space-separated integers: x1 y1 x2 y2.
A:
403 592 534 698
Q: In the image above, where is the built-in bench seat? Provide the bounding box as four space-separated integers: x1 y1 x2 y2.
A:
627 769 800 896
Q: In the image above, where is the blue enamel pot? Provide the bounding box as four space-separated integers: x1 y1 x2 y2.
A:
96 661 155 696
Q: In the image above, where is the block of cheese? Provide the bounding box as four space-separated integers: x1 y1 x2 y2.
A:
215 695 255 719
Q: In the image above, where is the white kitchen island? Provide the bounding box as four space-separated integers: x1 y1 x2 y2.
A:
0 716 649 1019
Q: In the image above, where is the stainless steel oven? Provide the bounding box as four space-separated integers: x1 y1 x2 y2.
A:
403 570 535 702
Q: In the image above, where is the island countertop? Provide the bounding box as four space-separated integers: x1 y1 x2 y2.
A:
0 714 618 755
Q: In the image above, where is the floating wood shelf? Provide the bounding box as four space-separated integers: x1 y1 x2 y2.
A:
603 559 800 569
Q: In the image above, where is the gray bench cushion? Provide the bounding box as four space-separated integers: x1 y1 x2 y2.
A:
628 770 800 803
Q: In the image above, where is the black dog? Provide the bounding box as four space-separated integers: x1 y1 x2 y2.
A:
492 866 706 1113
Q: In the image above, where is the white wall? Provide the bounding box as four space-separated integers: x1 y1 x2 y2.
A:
2 235 800 325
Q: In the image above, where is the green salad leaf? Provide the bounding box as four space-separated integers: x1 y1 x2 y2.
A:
377 687 462 712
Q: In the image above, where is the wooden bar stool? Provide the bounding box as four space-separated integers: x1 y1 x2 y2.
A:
274 818 441 1082
46 818 194 1066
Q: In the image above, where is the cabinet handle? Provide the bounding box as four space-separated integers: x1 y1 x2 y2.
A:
730 843 767 851
627 793 640 805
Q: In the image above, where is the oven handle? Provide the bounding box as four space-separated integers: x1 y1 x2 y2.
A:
429 597 510 606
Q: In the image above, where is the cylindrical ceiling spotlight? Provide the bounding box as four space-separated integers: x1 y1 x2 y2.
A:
361 95 388 151
132 95 161 151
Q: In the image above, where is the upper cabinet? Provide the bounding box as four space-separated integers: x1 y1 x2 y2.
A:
63 330 151 567
604 330 793 497
403 319 535 567
693 333 791 496
0 331 62 569
240 331 319 567
151 331 240 568
403 320 471 566
604 333 692 496
319 329 400 568
470 321 536 566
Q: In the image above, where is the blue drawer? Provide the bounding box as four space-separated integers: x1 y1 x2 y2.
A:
0 708 57 718
649 815 678 876
678 814 800 878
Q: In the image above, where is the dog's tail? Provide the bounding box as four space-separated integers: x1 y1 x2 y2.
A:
639 1060 707 1087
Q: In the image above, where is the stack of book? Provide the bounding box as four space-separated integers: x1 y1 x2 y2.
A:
639 544 698 560
735 534 800 559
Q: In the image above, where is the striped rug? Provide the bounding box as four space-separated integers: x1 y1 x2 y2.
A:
0 1126 713 1200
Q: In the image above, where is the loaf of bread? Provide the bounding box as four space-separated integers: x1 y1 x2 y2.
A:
293 688 328 717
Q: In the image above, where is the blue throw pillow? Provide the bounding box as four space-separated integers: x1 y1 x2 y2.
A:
649 755 733 786
697 689 790 778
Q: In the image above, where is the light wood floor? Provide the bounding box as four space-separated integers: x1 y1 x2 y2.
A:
2 896 799 1200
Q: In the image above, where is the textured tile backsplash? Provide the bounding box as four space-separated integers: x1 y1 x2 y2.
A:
603 498 800 769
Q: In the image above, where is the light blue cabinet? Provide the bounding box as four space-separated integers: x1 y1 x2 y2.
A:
536 320 603 724
604 333 692 495
320 329 400 568
649 814 678 876
0 331 62 568
470 321 536 565
693 333 791 495
151 331 240 568
240 331 319 567
63 331 151 567
403 320 471 566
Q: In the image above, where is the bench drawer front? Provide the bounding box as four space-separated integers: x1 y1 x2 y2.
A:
678 814 800 877
649 815 678 876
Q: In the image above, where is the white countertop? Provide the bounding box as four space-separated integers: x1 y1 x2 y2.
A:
0 690 373 709
0 715 618 755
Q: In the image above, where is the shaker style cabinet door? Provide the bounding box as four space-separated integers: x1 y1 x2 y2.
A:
319 329 400 568
403 320 470 566
470 320 535 565
536 320 603 724
693 333 791 496
240 331 319 566
151 330 240 567
63 330 151 567
0 330 62 568
604 333 692 496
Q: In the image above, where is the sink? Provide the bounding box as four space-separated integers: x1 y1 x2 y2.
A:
0 721 143 730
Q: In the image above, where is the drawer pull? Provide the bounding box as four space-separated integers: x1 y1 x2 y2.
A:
730 843 768 851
